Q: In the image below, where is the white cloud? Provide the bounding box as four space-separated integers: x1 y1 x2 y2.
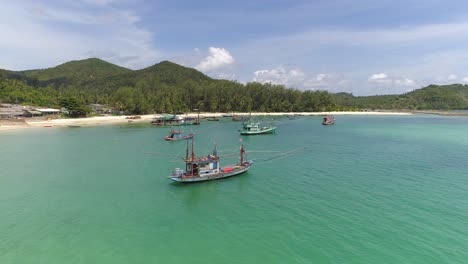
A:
303 73 350 91
218 73 237 80
253 66 305 87
367 73 418 93
253 66 351 92
0 2 160 70
368 73 390 82
394 78 416 86
196 47 234 72
448 74 458 81
461 77 468 83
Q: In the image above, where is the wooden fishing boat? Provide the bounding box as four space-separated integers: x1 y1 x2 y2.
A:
164 129 194 141
232 115 245 121
322 115 335 125
239 120 276 135
169 141 252 183
151 114 185 126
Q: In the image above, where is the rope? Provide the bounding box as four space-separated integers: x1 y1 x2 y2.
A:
251 146 309 164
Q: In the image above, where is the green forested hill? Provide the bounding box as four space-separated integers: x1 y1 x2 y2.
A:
334 84 468 110
20 58 132 83
1 58 468 115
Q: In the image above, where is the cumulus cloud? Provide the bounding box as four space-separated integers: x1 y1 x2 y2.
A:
368 72 418 92
253 66 305 87
368 73 391 83
253 66 351 92
196 47 234 72
461 77 468 83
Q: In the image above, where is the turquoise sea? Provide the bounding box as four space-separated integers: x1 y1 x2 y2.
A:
1 115 468 263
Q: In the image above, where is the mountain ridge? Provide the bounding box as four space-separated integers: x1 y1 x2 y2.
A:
2 58 468 113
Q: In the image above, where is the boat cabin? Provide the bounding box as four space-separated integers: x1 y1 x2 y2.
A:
242 121 261 132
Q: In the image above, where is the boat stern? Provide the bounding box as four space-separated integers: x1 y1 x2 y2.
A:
169 168 184 181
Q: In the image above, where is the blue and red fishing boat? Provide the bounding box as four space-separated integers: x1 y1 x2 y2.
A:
169 140 252 182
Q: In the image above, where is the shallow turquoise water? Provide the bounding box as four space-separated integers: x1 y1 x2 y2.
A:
1 115 468 263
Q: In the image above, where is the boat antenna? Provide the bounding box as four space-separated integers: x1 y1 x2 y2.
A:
213 141 218 156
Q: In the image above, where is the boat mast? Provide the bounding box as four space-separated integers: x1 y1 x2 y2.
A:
240 144 245 164
191 139 195 176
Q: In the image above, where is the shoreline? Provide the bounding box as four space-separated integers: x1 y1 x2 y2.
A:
1 111 414 132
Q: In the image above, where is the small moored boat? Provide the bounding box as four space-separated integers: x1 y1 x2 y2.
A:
164 129 194 141
239 120 276 135
322 115 335 125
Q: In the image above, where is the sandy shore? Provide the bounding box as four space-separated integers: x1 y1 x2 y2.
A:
0 111 413 131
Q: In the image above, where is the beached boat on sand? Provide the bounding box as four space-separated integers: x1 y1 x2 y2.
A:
239 120 276 135
169 141 252 183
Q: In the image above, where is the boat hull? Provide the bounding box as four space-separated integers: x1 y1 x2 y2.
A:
240 127 276 135
164 134 194 141
322 122 335 125
170 161 252 183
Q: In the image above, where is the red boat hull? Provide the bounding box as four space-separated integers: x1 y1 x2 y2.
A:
164 133 194 141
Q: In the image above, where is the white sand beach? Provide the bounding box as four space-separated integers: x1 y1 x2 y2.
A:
0 111 413 132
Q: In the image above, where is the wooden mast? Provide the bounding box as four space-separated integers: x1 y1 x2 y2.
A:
240 144 245 164
191 139 195 176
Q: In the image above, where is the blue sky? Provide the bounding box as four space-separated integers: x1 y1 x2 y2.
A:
2 0 468 95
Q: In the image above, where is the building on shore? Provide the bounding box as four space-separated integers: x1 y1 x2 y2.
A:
0 104 29 118
88 104 113 115
35 108 61 116
0 107 24 119
22 110 42 117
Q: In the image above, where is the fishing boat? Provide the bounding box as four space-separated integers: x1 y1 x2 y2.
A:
169 141 253 183
206 117 219 121
232 115 245 121
322 115 335 125
67 125 81 128
164 129 194 141
182 116 201 125
239 120 276 135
